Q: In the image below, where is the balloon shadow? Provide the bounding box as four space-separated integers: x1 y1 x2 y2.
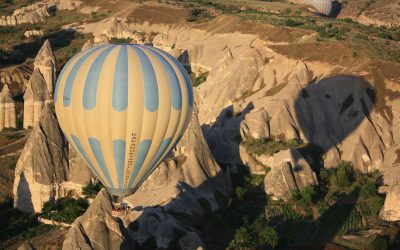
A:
329 0 342 18
294 74 377 172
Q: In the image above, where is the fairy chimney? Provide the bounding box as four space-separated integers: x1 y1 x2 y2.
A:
0 85 16 130
23 69 51 129
33 40 56 97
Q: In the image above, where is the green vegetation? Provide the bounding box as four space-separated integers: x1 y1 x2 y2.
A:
82 182 104 198
110 37 133 44
40 197 88 223
242 137 300 156
175 0 400 62
202 160 388 249
0 209 54 249
190 72 209 87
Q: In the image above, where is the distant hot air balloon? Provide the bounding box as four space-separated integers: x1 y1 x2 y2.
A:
54 44 193 197
305 0 332 16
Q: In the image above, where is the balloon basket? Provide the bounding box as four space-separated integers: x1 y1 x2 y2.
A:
111 195 131 217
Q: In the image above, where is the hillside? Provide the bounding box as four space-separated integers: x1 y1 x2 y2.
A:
0 0 399 249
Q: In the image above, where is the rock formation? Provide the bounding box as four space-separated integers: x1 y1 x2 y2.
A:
264 148 319 201
0 62 32 96
62 189 131 250
24 30 44 38
63 97 231 248
68 145 95 186
13 103 69 213
0 85 16 130
23 69 51 129
338 0 400 27
33 40 56 97
14 102 93 213
0 3 54 26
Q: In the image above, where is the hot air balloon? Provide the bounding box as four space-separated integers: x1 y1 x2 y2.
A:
54 44 193 197
305 0 332 16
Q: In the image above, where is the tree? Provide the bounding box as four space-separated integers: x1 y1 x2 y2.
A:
331 161 354 188
360 180 378 198
300 186 316 205
259 227 279 248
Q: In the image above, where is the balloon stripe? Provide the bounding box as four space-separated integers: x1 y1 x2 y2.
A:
127 139 152 188
135 137 172 186
88 138 115 188
55 45 106 103
153 48 193 108
63 46 105 107
71 134 106 185
133 46 159 112
113 139 126 188
83 46 114 110
112 45 129 112
144 47 182 110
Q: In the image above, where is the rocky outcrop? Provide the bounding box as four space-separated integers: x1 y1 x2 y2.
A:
0 62 31 96
68 145 95 186
13 103 69 213
23 69 51 129
264 148 318 201
24 30 44 38
380 184 400 221
0 3 54 26
339 0 400 27
34 40 56 97
62 189 131 250
0 85 16 130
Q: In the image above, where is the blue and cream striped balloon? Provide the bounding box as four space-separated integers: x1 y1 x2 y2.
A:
54 44 193 197
305 0 332 16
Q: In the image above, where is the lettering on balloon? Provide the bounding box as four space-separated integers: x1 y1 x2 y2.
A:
125 132 137 185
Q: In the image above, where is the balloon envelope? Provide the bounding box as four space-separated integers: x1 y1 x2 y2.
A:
54 44 193 196
305 0 332 16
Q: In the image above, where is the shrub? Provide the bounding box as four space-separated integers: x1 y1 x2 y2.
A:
41 197 88 223
299 186 316 205
243 138 300 156
360 180 378 198
82 182 103 197
369 196 384 216
235 187 248 200
285 19 303 27
259 226 279 248
316 200 329 214
331 161 354 188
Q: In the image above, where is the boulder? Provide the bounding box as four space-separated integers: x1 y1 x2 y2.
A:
264 148 318 201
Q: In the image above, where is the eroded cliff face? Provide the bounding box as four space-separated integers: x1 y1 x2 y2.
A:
13 104 93 213
0 2 54 26
13 104 69 213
